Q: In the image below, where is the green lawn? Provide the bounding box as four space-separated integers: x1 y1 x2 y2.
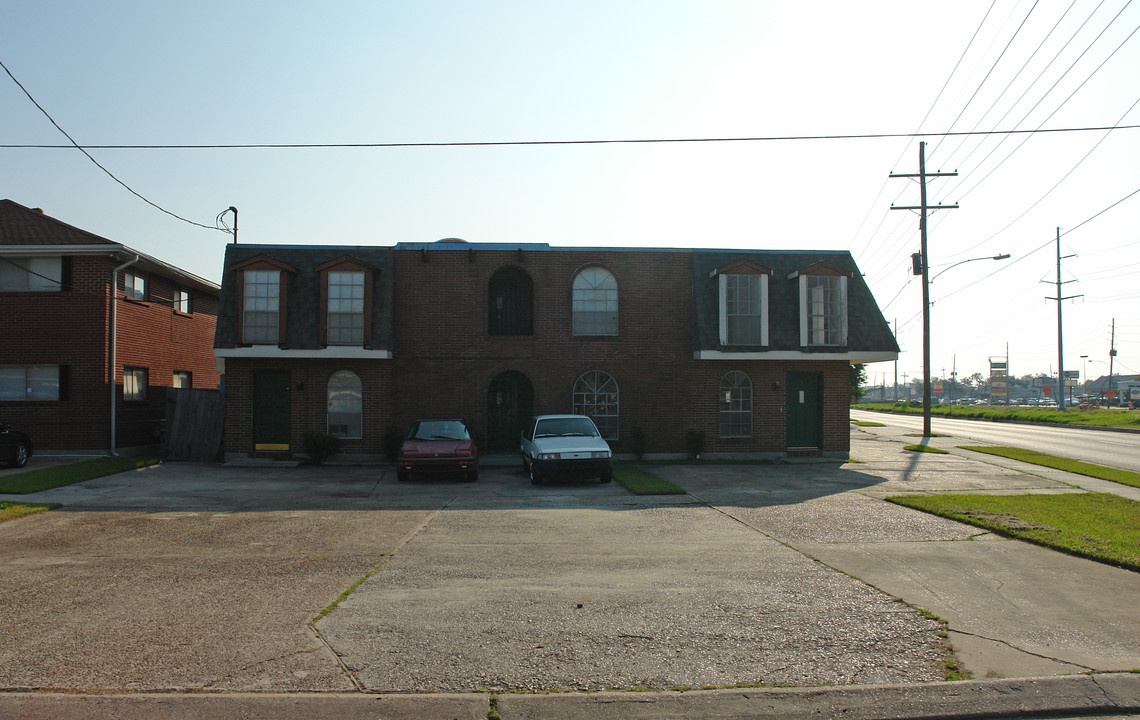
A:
961 446 1140 489
854 403 1140 429
612 463 687 495
0 456 160 494
888 492 1140 571
0 501 60 524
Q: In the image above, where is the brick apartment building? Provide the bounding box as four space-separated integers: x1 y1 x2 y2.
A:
0 200 221 452
214 240 897 461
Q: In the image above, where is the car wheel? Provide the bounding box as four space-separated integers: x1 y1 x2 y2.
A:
10 442 28 468
397 470 409 482
521 454 530 472
529 466 543 486
466 469 478 482
600 471 612 483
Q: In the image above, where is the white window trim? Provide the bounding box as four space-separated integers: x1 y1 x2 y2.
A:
718 273 769 347
799 275 847 347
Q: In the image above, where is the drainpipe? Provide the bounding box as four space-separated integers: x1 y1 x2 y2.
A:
110 254 139 456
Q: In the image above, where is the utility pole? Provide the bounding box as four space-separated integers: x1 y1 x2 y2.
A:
890 141 958 436
893 319 899 402
1109 318 1117 399
1044 227 1081 411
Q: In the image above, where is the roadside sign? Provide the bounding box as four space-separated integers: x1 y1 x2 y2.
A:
1043 386 1052 395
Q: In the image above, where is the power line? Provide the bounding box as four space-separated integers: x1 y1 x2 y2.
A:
0 58 228 235
2 124 1138 150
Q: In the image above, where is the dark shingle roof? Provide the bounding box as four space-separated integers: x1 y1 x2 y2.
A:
0 199 118 246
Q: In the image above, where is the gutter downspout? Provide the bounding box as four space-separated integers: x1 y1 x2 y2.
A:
110 255 139 456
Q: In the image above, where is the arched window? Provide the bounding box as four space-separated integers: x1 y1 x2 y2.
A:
573 371 619 439
572 267 618 336
327 370 362 439
488 266 534 336
720 371 752 438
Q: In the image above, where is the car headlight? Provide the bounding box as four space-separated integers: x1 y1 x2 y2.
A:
538 453 560 461
592 450 611 459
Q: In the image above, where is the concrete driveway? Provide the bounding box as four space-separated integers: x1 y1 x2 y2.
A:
1 434 1138 699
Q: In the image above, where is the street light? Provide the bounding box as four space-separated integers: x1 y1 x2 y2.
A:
930 254 1011 283
917 252 1011 436
1080 355 1088 394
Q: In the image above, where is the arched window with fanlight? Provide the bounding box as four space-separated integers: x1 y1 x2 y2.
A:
572 370 619 440
327 370 363 439
572 267 618 336
720 371 752 438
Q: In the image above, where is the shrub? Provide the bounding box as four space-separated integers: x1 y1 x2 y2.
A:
303 432 340 465
630 426 646 460
685 430 706 460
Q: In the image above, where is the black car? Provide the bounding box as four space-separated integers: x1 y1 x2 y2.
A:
0 422 33 468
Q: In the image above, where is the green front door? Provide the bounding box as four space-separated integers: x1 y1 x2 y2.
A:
786 371 822 450
253 371 291 451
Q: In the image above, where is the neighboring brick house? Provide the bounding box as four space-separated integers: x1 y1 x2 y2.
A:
214 240 897 461
0 200 221 452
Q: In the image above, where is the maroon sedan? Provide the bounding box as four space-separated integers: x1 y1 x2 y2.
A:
397 419 478 482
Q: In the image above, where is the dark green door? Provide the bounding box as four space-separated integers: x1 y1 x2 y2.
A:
253 371 291 451
786 372 822 449
487 371 534 452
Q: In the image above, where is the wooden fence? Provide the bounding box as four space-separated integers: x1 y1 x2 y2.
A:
163 388 224 461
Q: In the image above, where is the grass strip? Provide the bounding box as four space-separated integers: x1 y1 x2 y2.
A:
960 446 1140 489
0 456 160 494
0 501 60 524
904 444 948 454
613 463 687 495
853 403 1140 429
888 492 1140 571
851 420 886 427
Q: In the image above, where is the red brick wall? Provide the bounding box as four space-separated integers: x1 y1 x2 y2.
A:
219 248 854 459
0 255 220 450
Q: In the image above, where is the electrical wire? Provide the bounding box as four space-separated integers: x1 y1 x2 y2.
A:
0 58 228 235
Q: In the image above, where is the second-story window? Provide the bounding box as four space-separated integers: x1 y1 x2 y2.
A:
572 267 618 336
242 270 281 344
804 275 847 346
327 271 365 345
174 288 191 314
0 256 62 291
488 266 534 336
124 270 147 300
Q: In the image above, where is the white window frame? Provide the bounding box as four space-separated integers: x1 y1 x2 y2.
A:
174 288 191 314
0 256 62 292
572 370 619 440
173 371 192 389
124 270 147 301
719 371 753 438
572 267 618 336
327 369 363 439
327 271 365 346
0 364 60 401
718 273 768 346
799 275 848 347
242 270 281 344
123 367 147 401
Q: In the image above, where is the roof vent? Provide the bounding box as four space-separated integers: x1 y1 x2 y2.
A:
31 208 44 214
436 237 467 244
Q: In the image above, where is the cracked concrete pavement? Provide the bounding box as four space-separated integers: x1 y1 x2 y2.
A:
1 426 1138 716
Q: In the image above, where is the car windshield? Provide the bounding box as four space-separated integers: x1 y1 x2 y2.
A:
534 417 600 438
411 421 470 441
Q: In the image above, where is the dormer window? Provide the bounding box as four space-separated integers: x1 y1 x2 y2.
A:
318 256 376 347
792 262 849 347
714 260 770 347
233 255 295 346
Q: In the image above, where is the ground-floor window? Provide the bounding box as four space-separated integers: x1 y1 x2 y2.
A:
0 364 61 401
327 369 362 439
720 371 752 437
572 370 619 440
123 367 148 401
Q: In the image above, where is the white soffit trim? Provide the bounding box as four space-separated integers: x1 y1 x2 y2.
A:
214 347 393 360
694 350 898 362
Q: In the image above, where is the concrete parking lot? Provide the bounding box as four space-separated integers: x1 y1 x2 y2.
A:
1 432 1139 717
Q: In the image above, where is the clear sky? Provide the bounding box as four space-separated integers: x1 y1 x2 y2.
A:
2 1 1137 387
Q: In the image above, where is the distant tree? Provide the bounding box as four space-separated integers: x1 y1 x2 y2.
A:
850 363 868 401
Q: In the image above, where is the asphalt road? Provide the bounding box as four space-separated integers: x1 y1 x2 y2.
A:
850 408 1140 472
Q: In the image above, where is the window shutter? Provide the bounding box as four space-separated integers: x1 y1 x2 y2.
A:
59 365 71 401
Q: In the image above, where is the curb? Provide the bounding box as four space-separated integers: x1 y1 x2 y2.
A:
2 674 1138 720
